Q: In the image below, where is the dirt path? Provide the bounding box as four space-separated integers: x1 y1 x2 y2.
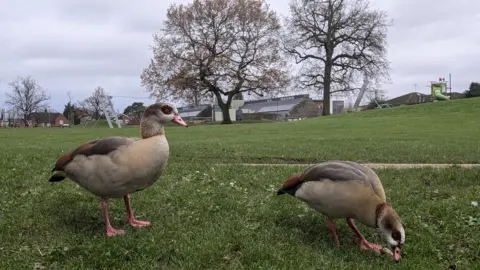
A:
216 163 480 169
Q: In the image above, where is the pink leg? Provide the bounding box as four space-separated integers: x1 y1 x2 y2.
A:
327 219 340 247
102 199 125 237
124 195 150 227
346 218 383 251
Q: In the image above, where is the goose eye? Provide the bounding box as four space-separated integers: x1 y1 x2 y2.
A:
161 105 173 115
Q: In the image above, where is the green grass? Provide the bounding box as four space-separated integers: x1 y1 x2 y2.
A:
6 97 480 164
1 98 480 269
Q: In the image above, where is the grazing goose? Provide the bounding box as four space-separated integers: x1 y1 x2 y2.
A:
277 161 405 263
49 102 188 237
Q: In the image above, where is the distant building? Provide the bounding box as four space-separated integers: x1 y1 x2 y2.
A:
178 104 213 122
239 94 321 121
0 118 24 128
385 92 431 106
28 112 69 127
380 90 466 108
332 100 346 114
176 93 349 123
312 100 324 114
213 100 244 122
117 114 136 125
312 99 346 115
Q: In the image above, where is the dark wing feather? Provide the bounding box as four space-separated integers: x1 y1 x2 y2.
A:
277 161 383 197
335 160 386 201
300 161 367 182
52 136 136 172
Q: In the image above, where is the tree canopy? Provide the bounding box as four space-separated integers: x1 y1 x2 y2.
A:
63 102 81 125
123 102 146 119
4 76 50 126
282 0 391 115
141 0 291 124
78 86 108 119
465 82 480 98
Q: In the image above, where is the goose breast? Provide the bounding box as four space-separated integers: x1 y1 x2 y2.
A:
63 135 169 198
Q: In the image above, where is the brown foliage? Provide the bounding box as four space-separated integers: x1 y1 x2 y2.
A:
141 0 291 123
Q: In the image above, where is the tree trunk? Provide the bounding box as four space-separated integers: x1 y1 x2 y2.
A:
23 114 28 127
322 52 333 116
214 92 233 124
221 105 232 124
323 5 334 117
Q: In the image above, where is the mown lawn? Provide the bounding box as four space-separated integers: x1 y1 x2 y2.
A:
0 98 479 269
4 97 479 165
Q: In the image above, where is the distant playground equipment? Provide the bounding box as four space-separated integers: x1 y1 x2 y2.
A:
430 77 450 101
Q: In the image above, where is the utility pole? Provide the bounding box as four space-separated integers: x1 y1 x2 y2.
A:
449 73 452 95
67 91 74 126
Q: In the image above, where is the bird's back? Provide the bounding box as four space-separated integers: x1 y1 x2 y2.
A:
300 161 386 201
279 161 386 226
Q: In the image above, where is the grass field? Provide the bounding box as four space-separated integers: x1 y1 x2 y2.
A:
1 98 480 269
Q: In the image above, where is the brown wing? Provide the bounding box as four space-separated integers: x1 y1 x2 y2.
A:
52 136 137 172
277 161 385 200
337 161 386 201
300 161 366 182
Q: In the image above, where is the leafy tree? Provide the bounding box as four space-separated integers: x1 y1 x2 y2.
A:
282 0 391 115
63 102 81 125
4 76 50 126
141 0 291 124
465 82 480 98
63 102 74 119
123 102 146 119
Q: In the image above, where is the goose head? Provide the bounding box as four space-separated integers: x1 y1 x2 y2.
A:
377 204 405 263
141 102 188 138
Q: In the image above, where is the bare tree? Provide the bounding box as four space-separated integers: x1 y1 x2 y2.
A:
282 0 391 116
141 0 291 124
67 91 73 104
4 76 50 126
78 86 107 119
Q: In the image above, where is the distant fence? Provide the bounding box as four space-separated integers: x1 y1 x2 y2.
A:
240 113 286 122
182 112 316 124
184 116 214 124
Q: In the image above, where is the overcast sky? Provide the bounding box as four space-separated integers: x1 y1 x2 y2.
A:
1 0 478 113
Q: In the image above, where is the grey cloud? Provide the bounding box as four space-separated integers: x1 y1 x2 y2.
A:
390 0 477 28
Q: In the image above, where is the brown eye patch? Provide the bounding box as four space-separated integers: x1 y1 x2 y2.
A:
161 105 173 115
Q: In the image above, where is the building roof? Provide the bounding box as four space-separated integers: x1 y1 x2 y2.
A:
386 92 431 105
28 112 63 124
241 94 309 114
178 104 210 118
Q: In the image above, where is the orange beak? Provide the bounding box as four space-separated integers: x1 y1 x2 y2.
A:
172 114 188 127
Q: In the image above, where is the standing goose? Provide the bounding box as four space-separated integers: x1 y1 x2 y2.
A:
49 102 188 237
277 161 405 263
